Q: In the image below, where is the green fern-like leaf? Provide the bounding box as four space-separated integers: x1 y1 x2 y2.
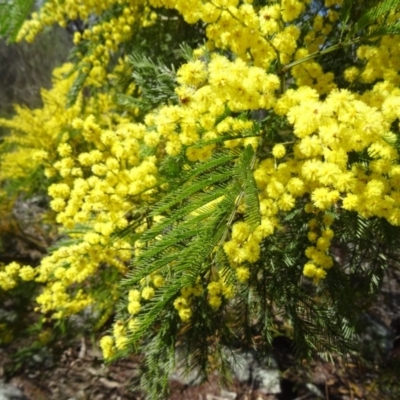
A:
340 0 354 27
0 0 34 42
353 0 400 34
365 20 400 37
118 146 268 396
235 145 261 229
127 52 177 111
66 67 89 108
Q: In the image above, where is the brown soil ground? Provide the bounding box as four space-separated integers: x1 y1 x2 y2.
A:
1 331 399 400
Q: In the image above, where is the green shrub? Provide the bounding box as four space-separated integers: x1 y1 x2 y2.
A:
1 0 400 398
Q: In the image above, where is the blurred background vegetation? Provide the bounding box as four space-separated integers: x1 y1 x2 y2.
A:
0 23 71 256
0 26 71 122
0 23 72 349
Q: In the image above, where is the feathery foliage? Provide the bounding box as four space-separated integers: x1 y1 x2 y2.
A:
0 0 34 42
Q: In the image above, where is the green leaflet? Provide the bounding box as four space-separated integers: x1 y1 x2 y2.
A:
125 209 233 344
127 52 177 112
353 0 400 34
152 170 233 215
125 190 238 285
153 152 237 214
0 0 34 42
66 67 89 108
140 189 228 241
235 145 261 229
340 0 354 27
366 20 400 37
340 0 400 40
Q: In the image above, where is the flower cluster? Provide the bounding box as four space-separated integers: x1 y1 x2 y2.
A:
0 262 36 291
